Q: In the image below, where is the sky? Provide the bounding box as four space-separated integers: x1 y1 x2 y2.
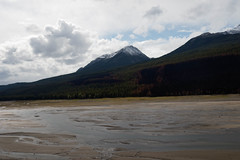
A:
0 0 239 85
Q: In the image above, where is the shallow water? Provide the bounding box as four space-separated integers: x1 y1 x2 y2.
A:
1 100 240 159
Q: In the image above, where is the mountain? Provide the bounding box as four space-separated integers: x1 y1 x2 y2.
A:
78 45 150 74
225 24 240 34
143 26 240 67
132 26 240 96
0 27 240 100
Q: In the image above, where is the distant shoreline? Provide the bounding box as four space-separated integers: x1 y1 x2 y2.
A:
1 94 239 109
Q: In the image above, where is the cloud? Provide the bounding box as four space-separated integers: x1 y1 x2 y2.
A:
0 68 11 80
151 24 165 33
30 20 92 64
188 3 210 19
144 6 163 18
0 39 34 65
115 34 123 40
185 0 240 31
133 21 165 37
2 47 20 64
133 5 165 36
133 24 149 37
25 24 41 34
0 0 239 41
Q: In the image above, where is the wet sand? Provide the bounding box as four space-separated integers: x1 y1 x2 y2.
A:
111 150 240 160
0 132 99 160
0 95 240 159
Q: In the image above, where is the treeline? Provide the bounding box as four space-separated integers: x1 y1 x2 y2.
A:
0 81 136 100
136 55 240 97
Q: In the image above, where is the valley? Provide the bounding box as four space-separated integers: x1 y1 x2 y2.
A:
1 2 240 160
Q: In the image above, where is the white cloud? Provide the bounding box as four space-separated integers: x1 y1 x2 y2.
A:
115 34 123 40
151 24 165 33
0 38 69 84
0 0 239 36
25 24 41 34
30 20 92 64
144 6 163 18
133 24 149 37
0 39 34 64
0 68 11 80
133 5 165 36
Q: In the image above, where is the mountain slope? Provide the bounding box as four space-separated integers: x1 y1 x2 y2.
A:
132 28 240 96
137 55 240 96
154 29 240 65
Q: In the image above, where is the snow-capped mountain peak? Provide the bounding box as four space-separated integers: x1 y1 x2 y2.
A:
199 25 240 38
118 45 143 56
97 45 144 60
199 32 211 37
99 52 117 59
226 24 240 34
79 45 150 73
